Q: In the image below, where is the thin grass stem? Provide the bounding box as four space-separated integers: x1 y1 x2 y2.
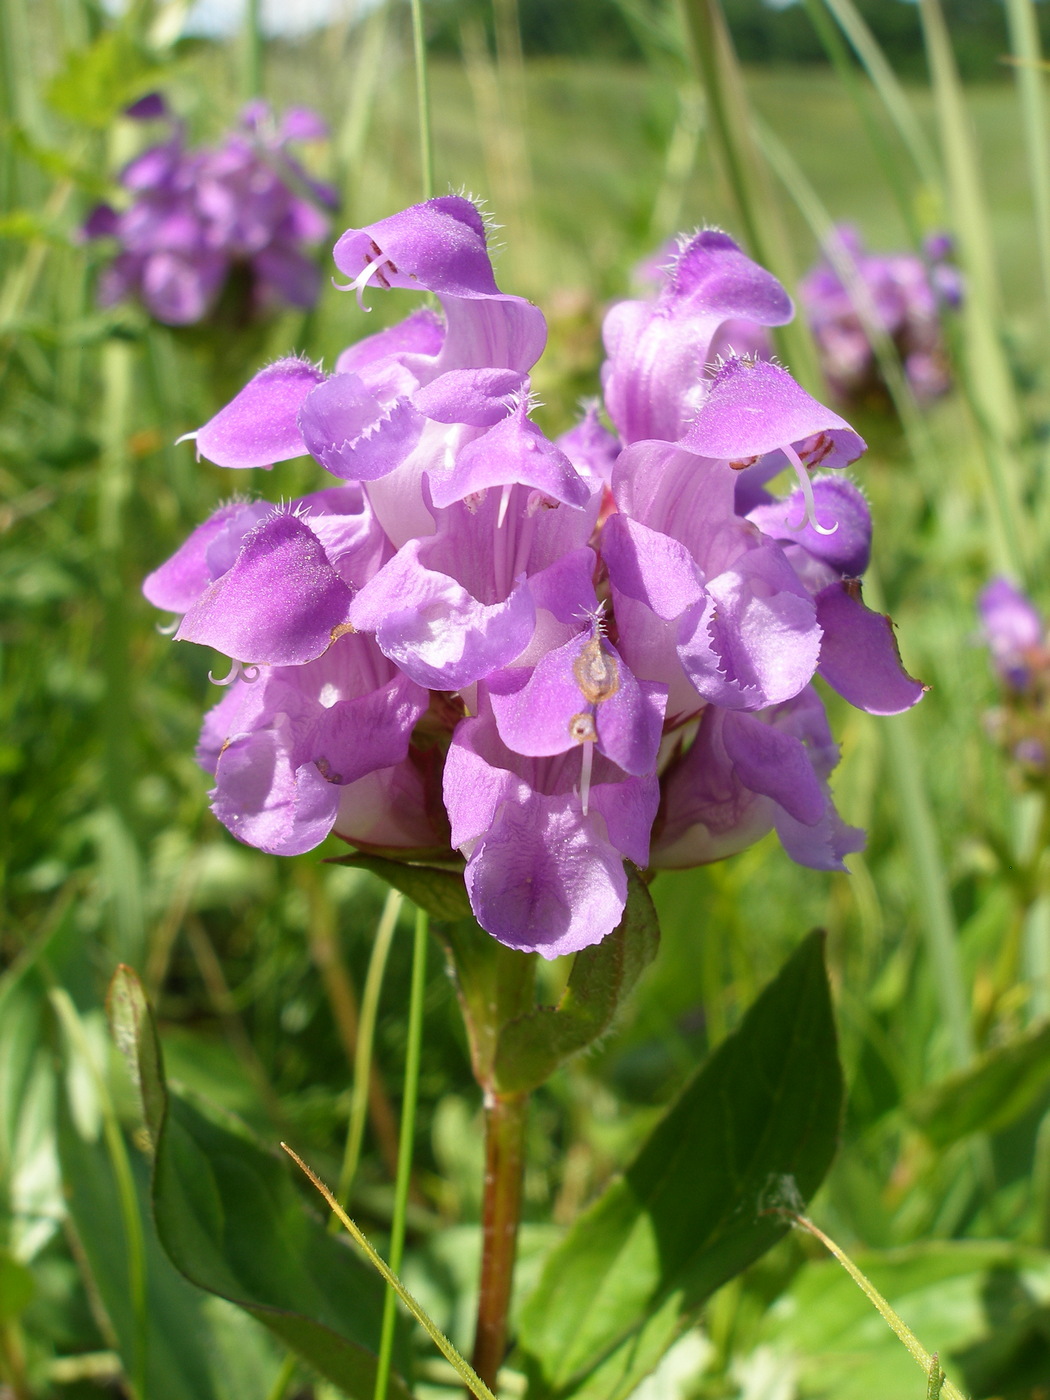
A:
918 0 1029 580
373 905 429 1400
242 0 264 99
281 1142 497 1400
864 569 975 1071
787 1214 965 1400
333 887 403 1215
819 0 941 190
409 0 434 199
800 0 922 243
263 1352 297 1400
677 0 820 390
1004 0 1050 318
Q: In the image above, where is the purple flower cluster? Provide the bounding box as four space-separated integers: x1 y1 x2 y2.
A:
146 198 924 956
800 224 962 403
84 97 337 326
978 578 1050 771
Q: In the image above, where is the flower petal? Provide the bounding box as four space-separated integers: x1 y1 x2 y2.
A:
176 512 354 665
411 367 526 426
194 356 325 468
680 356 865 467
348 539 536 689
464 793 627 957
677 545 821 709
748 475 871 578
815 580 925 715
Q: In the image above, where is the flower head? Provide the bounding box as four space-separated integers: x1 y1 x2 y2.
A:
148 203 922 954
84 98 336 325
977 579 1050 774
800 223 961 403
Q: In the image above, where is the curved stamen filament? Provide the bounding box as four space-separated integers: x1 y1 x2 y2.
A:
332 254 387 311
782 444 838 537
208 658 261 687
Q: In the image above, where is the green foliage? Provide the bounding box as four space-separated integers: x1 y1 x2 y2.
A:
105 966 413 1399
908 1019 1050 1148
46 31 160 128
518 933 844 1398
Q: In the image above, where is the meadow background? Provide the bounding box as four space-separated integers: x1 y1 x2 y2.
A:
4 0 1050 1397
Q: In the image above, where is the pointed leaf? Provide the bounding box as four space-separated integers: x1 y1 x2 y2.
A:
518 931 843 1399
907 1019 1050 1148
105 967 412 1399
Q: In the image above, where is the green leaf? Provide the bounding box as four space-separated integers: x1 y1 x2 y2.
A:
495 867 660 1093
518 931 843 1400
106 963 165 1147
56 1085 285 1400
907 1020 1050 1148
105 967 412 1399
331 852 471 922
46 32 160 128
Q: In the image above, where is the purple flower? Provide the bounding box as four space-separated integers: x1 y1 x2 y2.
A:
799 223 961 402
147 202 923 954
83 100 336 326
978 578 1043 691
977 579 1050 773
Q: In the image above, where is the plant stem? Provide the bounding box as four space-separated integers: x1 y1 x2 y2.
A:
243 0 264 99
373 905 428 1400
472 1089 529 1393
333 886 403 1213
409 0 434 199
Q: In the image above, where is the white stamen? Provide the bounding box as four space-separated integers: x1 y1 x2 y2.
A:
783 444 838 537
579 741 594 816
331 255 386 311
156 616 180 636
209 658 261 687
497 481 513 529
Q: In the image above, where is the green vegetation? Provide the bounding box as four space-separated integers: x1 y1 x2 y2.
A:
4 2 1050 1397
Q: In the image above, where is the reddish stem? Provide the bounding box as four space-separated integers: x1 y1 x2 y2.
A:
471 1090 529 1392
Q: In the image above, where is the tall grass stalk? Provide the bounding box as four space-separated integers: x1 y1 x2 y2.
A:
819 0 940 191
800 0 922 243
409 0 434 199
373 906 428 1400
677 0 820 390
242 0 264 98
918 0 1029 581
284 1142 497 1400
1004 0 1050 319
97 339 146 967
333 886 403 1214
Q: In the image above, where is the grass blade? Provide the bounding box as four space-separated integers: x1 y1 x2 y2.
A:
678 0 820 390
282 1142 497 1400
1004 0 1050 316
374 905 429 1400
918 0 1029 579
